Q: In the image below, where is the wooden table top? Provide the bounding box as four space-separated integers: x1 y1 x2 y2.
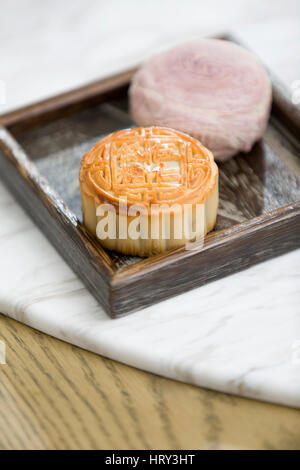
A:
0 313 299 450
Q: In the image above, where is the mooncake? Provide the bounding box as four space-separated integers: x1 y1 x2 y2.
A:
129 39 272 161
80 127 218 256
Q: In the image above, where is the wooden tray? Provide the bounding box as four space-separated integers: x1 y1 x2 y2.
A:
0 37 300 317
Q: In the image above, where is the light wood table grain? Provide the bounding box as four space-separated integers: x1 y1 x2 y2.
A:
0 313 299 450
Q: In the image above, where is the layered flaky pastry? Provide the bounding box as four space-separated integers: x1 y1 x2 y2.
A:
130 39 272 161
80 127 218 256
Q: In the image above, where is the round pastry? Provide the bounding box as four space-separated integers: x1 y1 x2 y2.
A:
80 127 218 257
129 39 272 161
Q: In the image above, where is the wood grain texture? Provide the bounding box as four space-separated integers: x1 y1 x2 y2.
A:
0 313 300 450
0 36 299 317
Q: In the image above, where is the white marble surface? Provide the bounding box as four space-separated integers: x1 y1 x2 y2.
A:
0 0 300 408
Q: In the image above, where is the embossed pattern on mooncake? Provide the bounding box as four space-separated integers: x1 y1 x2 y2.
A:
80 127 215 206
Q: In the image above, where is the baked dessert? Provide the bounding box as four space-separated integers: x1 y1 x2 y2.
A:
129 39 272 161
80 127 218 257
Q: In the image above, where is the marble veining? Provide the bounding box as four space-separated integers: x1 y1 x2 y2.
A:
0 1 300 408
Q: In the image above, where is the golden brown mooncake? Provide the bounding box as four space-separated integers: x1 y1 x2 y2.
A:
79 127 218 257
